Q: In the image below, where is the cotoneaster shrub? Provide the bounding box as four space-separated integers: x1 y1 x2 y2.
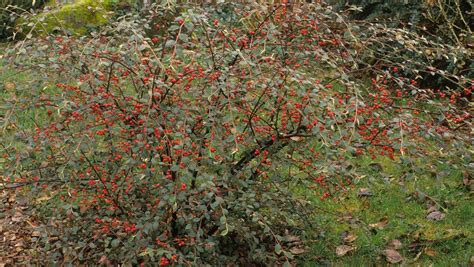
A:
2 1 470 265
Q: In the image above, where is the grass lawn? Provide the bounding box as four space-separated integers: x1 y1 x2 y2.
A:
299 154 472 265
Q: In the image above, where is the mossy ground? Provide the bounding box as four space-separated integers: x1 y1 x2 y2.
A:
16 0 137 36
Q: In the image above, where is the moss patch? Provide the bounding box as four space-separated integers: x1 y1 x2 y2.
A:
17 0 136 36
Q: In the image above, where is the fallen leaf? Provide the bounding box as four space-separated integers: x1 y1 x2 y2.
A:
426 211 445 221
357 188 373 197
424 248 437 257
289 247 306 255
426 205 438 214
395 32 404 41
337 213 355 223
369 217 389 230
8 193 16 203
462 177 470 186
290 136 303 142
4 81 16 91
336 245 355 257
26 220 38 228
343 232 357 243
35 195 52 203
285 235 301 243
32 231 41 237
387 239 402 250
9 233 17 241
11 211 23 222
382 249 403 264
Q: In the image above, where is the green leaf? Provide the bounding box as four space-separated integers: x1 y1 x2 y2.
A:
275 244 282 255
220 226 229 236
179 34 189 42
111 239 120 248
165 40 176 48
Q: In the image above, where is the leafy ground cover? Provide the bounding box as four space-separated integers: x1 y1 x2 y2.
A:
1 1 472 265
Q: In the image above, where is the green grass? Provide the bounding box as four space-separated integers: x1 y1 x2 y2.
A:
0 46 52 176
299 154 473 265
1 56 48 130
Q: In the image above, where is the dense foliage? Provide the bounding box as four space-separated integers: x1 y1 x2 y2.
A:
2 1 471 265
332 0 473 93
0 0 48 39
